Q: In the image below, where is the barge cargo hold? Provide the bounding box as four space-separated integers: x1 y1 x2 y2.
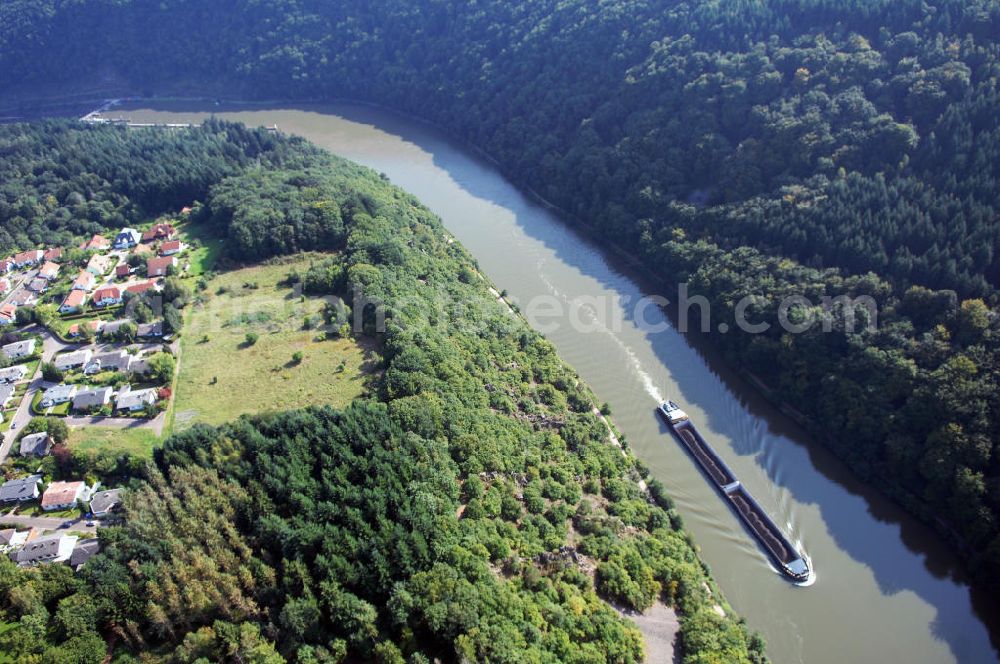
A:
659 401 811 583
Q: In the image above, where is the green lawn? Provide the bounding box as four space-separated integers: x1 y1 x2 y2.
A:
14 501 80 519
67 426 161 458
174 255 372 431
176 221 223 276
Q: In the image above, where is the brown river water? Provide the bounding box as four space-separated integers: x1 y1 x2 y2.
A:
110 100 999 664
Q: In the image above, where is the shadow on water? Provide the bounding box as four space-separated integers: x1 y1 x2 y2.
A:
111 98 1000 661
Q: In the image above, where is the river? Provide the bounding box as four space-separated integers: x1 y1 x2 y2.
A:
110 100 998 663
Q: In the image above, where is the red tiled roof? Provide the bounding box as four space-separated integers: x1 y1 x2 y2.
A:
147 256 174 275
115 264 130 276
126 281 156 295
82 234 110 250
93 286 121 302
62 290 86 308
141 223 176 242
43 248 62 261
0 304 16 320
160 240 182 253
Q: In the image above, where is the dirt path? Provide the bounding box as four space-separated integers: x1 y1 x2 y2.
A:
616 601 680 663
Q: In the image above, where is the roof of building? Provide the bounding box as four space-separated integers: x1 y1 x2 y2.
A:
0 364 27 379
126 281 157 295
0 304 16 320
13 250 42 264
160 240 182 254
19 432 50 457
91 350 130 371
137 321 164 337
98 319 131 335
0 475 41 502
27 278 48 292
11 534 77 565
142 223 176 242
61 290 87 309
115 264 131 276
39 261 60 279
93 285 122 302
69 538 101 568
117 387 158 411
68 320 102 337
72 271 95 287
83 234 110 250
41 384 77 403
10 290 36 306
147 256 175 274
0 383 15 402
2 339 35 357
41 481 85 508
43 248 62 261
89 488 123 515
55 348 92 367
73 387 113 410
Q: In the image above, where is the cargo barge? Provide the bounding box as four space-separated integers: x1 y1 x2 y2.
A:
659 401 811 583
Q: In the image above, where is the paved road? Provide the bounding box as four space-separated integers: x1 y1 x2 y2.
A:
0 329 71 463
0 513 97 535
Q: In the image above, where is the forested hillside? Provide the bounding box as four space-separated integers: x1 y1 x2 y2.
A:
5 0 999 587
0 122 765 662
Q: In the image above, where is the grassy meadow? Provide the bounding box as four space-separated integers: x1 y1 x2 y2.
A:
173 255 371 430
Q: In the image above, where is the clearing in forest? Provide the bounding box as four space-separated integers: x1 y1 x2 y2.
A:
174 255 371 429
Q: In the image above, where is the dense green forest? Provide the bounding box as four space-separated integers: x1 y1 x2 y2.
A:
0 122 764 662
4 0 999 587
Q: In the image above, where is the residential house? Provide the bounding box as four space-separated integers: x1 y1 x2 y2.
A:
39 384 77 408
146 256 176 278
137 321 164 338
2 339 35 361
115 263 132 279
128 355 151 376
82 234 110 251
141 223 176 243
92 285 122 308
0 529 29 552
40 481 89 511
116 386 158 412
72 270 96 291
11 534 78 566
0 384 15 409
27 278 49 293
9 290 37 307
0 365 27 383
0 260 12 274
59 289 87 314
38 261 60 280
86 253 112 276
89 489 122 517
0 303 17 325
19 432 50 457
159 240 184 256
72 387 113 412
0 278 11 294
68 320 102 338
86 350 130 374
132 243 155 258
43 247 63 262
54 349 92 371
70 539 101 570
114 228 141 249
126 281 157 296
0 475 41 503
12 250 43 268
97 319 131 339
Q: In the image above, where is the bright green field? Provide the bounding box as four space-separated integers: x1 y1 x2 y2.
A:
66 426 161 458
173 255 371 430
